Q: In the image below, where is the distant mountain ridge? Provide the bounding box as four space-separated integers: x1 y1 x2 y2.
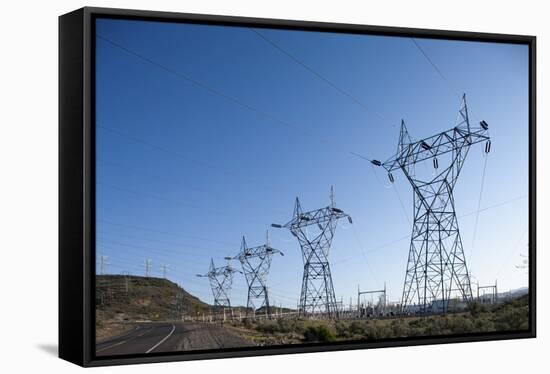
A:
497 286 528 299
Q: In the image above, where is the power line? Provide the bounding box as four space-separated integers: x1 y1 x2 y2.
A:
367 162 411 226
98 219 235 246
97 126 309 210
410 38 452 88
332 234 410 267
98 124 320 219
96 34 395 178
97 181 276 228
99 192 526 289
97 158 208 195
97 238 226 261
95 33 524 313
97 125 265 190
97 157 289 218
97 242 235 277
96 247 214 277
97 229 233 253
460 194 526 218
410 37 486 124
250 28 398 163
392 184 411 225
330 192 525 298
97 181 207 212
250 28 395 128
97 243 232 274
99 191 526 285
99 255 162 276
97 35 356 157
470 152 489 266
349 223 376 277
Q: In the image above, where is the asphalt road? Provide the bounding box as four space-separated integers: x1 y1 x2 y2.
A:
96 322 253 356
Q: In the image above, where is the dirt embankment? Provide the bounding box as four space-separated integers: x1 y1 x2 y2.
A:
174 323 254 350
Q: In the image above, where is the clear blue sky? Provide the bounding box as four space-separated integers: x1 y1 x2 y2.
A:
95 18 529 308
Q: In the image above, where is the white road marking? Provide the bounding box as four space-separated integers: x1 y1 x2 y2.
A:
96 339 128 352
145 324 176 354
96 326 140 353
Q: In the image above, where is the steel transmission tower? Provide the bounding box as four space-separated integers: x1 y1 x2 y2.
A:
235 233 284 318
99 255 109 275
374 94 491 313
196 258 241 307
160 264 169 279
273 186 352 318
144 259 152 277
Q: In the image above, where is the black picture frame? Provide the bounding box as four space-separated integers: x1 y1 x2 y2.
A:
59 6 536 367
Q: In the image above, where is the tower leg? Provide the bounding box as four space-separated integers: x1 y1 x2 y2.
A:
401 188 473 313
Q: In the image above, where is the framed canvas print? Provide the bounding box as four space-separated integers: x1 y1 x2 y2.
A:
59 7 536 367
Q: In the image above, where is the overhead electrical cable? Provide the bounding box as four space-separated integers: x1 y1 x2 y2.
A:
250 28 396 128
97 35 362 159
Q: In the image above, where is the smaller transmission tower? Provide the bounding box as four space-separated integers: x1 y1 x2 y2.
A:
144 259 152 277
160 264 170 279
121 271 130 295
272 186 352 318
99 255 109 275
235 232 284 318
197 258 241 307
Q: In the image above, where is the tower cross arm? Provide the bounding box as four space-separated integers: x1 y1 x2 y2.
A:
236 244 284 261
282 205 352 229
223 266 243 275
207 264 242 277
265 246 284 256
382 126 490 173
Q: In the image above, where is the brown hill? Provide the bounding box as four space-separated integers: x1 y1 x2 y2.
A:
96 275 210 324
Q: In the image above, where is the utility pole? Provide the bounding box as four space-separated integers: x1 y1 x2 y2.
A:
175 292 184 320
272 186 352 319
373 94 491 314
121 271 130 295
161 264 169 279
99 255 109 275
357 284 361 317
384 282 388 314
235 233 283 319
144 259 152 277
